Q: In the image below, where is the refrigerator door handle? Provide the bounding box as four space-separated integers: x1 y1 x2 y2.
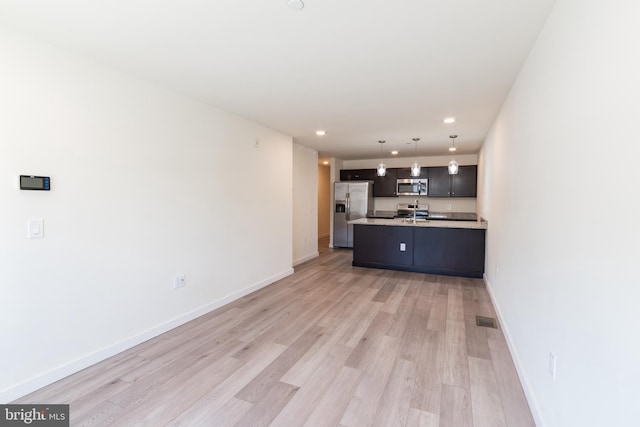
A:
346 194 350 221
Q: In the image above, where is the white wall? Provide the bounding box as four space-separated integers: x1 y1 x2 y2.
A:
0 28 293 402
343 154 478 213
479 1 640 426
292 143 319 265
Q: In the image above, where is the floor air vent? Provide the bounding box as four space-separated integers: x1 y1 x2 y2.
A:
476 315 498 329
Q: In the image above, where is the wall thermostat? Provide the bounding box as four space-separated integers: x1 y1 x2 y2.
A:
20 175 51 191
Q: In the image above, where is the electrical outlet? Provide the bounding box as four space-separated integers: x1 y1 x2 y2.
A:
448 204 452 211
400 242 406 252
495 264 499 278
174 274 186 289
548 352 556 380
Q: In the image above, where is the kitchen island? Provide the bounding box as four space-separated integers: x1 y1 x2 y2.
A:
349 218 487 278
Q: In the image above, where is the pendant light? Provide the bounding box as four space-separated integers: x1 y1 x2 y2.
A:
287 0 304 10
376 140 387 177
448 135 459 175
410 137 421 177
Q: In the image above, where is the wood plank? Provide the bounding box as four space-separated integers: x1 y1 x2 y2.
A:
233 381 299 427
386 285 419 338
469 356 508 427
71 400 124 427
439 384 473 427
398 303 429 363
372 279 397 303
406 408 439 427
270 346 352 426
371 358 417 427
462 286 492 360
380 283 409 314
169 342 286 426
446 286 464 322
442 319 469 388
411 329 445 414
488 339 536 427
200 397 252 426
426 295 448 331
344 312 394 370
107 355 243 426
303 366 363 427
340 335 401 427
235 325 324 403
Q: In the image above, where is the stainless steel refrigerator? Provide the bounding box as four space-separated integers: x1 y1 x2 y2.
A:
334 181 374 248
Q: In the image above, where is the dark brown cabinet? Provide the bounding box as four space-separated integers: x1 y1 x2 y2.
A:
373 168 397 197
340 165 476 197
353 224 485 278
353 224 414 267
427 165 477 197
427 167 450 197
413 227 485 275
340 169 376 181
341 168 398 197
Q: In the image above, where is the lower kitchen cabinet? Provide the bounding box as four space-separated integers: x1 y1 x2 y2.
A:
353 224 485 278
413 227 485 276
353 224 414 266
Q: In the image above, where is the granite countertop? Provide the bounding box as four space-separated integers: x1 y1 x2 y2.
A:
350 217 488 230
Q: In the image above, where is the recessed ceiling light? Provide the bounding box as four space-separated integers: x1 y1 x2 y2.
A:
288 0 304 10
316 130 326 136
323 161 329 165
443 117 456 124
391 151 399 155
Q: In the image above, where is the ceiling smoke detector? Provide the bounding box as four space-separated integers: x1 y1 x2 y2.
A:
287 0 304 10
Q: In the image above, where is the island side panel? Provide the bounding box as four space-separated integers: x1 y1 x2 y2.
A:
413 227 485 277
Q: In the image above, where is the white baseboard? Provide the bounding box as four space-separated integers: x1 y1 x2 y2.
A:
483 274 546 427
293 251 319 267
1 268 294 403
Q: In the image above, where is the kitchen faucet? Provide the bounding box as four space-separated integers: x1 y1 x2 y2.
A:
413 180 423 223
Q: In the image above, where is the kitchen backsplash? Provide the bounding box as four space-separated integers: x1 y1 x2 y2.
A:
374 196 477 213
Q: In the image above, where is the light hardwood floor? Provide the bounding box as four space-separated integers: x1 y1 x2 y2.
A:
15 239 535 426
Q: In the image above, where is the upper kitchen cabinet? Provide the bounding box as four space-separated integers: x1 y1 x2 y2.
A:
340 169 376 181
452 165 477 197
341 168 398 197
428 165 477 197
373 168 398 197
427 167 450 197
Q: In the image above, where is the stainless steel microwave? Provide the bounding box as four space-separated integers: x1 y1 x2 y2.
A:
396 178 427 196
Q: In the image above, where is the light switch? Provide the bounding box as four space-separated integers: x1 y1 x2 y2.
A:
28 219 44 239
400 242 406 252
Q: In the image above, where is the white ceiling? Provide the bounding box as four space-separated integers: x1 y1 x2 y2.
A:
0 0 555 160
